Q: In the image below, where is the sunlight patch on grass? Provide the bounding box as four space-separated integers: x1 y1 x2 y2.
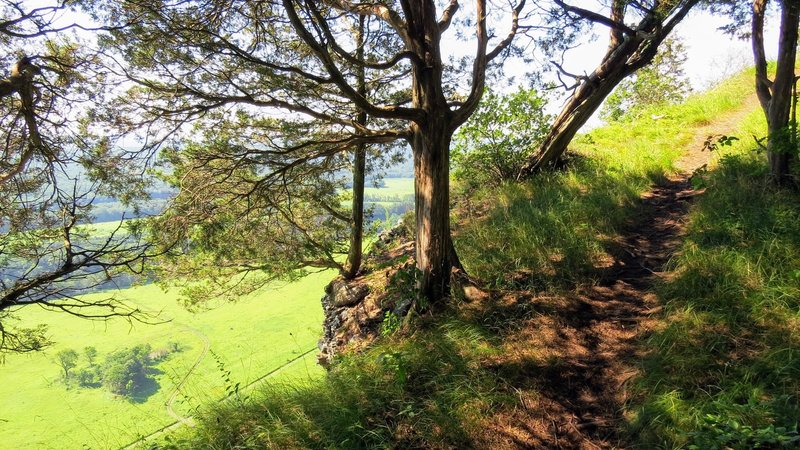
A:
627 108 800 449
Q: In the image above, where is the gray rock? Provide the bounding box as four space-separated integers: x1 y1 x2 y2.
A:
329 279 370 307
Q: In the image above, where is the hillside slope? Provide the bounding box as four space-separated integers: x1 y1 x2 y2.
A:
157 70 800 449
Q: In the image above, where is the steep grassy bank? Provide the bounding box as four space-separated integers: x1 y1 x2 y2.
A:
156 70 775 449
455 70 751 291
627 110 800 449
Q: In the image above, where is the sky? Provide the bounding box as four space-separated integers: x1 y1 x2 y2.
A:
498 5 781 125
671 9 778 89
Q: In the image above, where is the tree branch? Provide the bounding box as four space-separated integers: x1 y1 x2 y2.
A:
452 0 526 127
553 0 637 35
438 0 459 32
282 0 423 121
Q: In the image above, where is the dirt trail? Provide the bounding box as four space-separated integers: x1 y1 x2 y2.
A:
476 98 757 449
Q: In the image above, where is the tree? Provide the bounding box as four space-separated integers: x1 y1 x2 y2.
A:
519 0 700 175
84 346 98 366
752 0 799 183
344 15 369 280
452 87 552 187
102 344 152 396
55 348 78 380
601 37 691 122
92 0 526 304
703 0 799 182
0 1 165 352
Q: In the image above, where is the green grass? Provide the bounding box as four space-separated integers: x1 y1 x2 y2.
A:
455 70 755 291
150 71 771 450
0 180 415 449
157 316 508 449
0 271 330 449
363 177 414 199
626 110 800 449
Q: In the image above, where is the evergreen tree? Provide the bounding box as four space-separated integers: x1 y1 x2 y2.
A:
90 0 526 304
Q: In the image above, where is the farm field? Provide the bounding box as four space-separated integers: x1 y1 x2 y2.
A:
364 177 415 222
0 270 332 449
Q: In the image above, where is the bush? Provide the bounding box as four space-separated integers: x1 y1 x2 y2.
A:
76 367 102 388
452 88 551 190
102 344 153 396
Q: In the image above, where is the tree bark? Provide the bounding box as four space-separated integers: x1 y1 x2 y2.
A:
344 140 366 279
753 0 799 183
406 1 457 304
412 119 453 303
0 57 45 184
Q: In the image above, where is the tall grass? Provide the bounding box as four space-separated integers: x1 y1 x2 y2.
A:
157 318 507 449
626 110 800 449
455 70 755 291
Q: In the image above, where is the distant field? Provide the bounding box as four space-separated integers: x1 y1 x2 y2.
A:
364 177 414 222
0 271 332 449
0 176 414 449
364 177 414 197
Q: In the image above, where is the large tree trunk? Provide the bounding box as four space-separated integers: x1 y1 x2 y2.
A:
406 1 457 304
753 0 799 184
412 119 453 303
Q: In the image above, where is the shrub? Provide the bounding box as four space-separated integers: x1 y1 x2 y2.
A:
452 88 551 189
76 367 102 388
102 344 153 396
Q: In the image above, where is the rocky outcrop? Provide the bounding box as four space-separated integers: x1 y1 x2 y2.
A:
318 276 378 366
327 278 370 307
317 221 414 367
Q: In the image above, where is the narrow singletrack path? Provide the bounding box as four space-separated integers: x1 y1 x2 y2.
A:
476 98 757 449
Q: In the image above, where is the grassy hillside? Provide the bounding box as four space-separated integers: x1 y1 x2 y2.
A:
628 107 800 448
151 70 800 449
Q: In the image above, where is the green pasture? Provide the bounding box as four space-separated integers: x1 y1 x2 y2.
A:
0 271 330 449
364 177 414 198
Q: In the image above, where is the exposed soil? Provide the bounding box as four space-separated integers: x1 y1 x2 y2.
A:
471 99 757 449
